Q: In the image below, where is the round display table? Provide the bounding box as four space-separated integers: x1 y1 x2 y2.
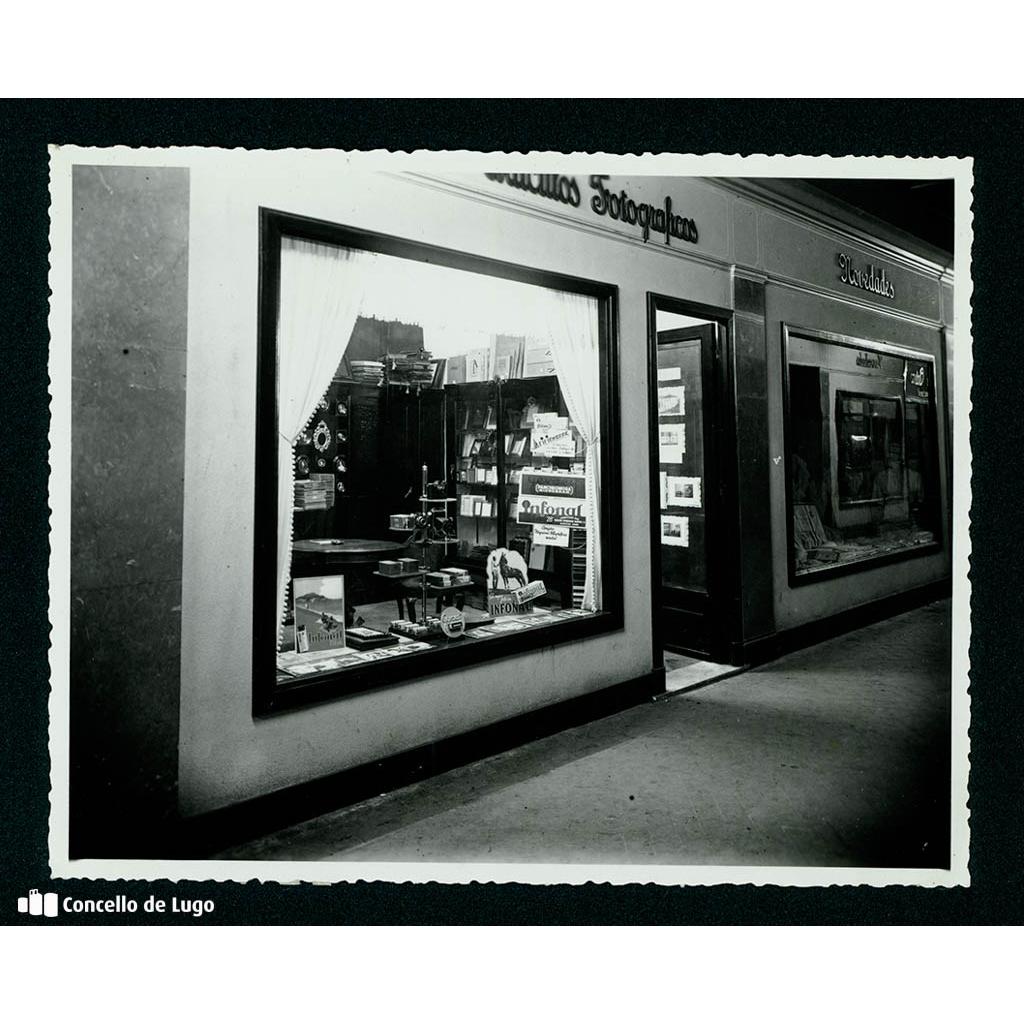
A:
292 538 407 604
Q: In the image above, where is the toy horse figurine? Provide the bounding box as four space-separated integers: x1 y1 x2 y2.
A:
498 551 527 590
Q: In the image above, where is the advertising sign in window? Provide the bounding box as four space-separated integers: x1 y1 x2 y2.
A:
516 471 587 529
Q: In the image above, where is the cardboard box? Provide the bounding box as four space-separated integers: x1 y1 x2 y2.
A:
378 560 403 576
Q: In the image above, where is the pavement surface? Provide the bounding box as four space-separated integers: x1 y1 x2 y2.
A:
216 599 953 868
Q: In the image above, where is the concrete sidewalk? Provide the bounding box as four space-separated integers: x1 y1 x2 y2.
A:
217 599 952 868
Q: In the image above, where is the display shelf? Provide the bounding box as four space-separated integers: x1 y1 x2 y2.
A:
393 465 457 625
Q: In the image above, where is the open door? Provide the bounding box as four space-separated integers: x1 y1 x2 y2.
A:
649 297 738 663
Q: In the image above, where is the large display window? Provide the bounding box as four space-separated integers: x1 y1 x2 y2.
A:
782 325 942 583
253 210 621 713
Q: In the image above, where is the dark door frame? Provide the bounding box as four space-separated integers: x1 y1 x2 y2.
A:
646 292 742 667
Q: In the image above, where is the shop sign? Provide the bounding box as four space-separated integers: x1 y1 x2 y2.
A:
517 471 587 528
837 252 896 299
906 359 932 401
485 173 699 248
856 351 883 369
588 176 698 245
484 172 581 208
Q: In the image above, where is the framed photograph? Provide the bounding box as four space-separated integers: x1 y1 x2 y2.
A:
658 386 686 417
658 423 686 463
660 515 690 548
667 475 702 508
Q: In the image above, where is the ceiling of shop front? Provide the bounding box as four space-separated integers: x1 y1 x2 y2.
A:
800 179 955 255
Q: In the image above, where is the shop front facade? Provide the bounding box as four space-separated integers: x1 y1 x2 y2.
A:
62 152 954 855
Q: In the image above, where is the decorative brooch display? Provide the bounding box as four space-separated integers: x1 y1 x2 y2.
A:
312 420 332 453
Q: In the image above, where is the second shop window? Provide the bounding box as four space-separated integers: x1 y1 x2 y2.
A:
784 327 942 581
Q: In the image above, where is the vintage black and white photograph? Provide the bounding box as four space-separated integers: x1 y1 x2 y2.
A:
47 148 970 887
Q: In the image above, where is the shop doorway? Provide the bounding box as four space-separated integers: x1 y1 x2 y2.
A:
648 295 739 664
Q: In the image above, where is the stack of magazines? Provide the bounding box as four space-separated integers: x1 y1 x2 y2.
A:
386 352 438 387
294 477 332 510
349 359 385 384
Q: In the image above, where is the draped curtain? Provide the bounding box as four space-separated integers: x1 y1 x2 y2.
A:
541 290 602 611
275 238 377 640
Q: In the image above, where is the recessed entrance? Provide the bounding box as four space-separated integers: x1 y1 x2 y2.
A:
648 295 740 665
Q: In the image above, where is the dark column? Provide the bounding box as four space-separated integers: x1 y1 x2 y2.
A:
70 165 189 857
733 274 775 648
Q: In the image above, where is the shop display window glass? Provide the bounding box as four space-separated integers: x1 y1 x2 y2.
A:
783 326 942 582
253 212 620 711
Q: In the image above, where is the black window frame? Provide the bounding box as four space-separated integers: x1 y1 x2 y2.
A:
781 323 943 588
253 208 623 716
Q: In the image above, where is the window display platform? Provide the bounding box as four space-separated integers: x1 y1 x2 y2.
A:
276 602 596 684
797 528 937 575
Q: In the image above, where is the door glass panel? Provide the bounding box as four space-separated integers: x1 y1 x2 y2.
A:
655 314 711 593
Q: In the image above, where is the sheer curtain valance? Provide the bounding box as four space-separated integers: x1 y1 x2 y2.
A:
275 238 378 639
541 290 603 612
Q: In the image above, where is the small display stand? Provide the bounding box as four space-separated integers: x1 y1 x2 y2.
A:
373 464 457 629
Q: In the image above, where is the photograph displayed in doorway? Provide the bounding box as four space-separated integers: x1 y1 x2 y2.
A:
255 212 620 710
783 327 942 580
655 331 707 592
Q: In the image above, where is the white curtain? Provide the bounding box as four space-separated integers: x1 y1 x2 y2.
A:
275 238 377 640
541 290 602 611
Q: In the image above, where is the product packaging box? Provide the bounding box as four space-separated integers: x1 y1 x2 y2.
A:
378 560 403 576
425 572 450 587
345 627 400 650
398 557 420 573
